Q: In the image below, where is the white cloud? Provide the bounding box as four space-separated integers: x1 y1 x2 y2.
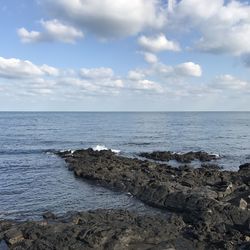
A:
138 34 180 52
152 61 202 78
21 0 250 64
212 74 249 90
40 64 59 76
17 28 41 43
195 24 250 55
18 19 84 43
0 57 59 78
42 0 166 39
126 59 202 96
31 88 54 95
168 0 177 13
143 52 158 64
128 70 146 80
171 0 250 56
132 79 164 93
80 67 114 79
5 55 249 102
176 0 222 21
175 62 202 77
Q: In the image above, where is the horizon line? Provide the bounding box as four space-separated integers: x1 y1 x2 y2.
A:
0 111 250 113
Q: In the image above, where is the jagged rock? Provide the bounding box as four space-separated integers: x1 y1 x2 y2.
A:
42 212 57 220
139 151 219 163
0 210 190 250
4 228 24 245
55 149 250 249
1 149 248 249
239 163 250 172
239 198 248 210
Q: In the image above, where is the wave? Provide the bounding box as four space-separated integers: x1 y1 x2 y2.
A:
0 149 44 155
93 145 120 154
124 142 151 146
172 151 221 159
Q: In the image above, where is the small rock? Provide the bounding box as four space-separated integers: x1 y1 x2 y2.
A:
4 228 24 245
42 211 57 220
240 198 248 210
239 163 250 172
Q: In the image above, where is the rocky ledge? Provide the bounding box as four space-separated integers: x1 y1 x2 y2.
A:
0 210 201 250
56 149 250 249
139 151 219 163
1 149 249 250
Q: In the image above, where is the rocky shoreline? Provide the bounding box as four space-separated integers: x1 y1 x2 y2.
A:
0 149 249 249
139 151 219 163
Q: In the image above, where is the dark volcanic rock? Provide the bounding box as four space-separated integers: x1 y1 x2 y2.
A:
0 210 190 250
139 151 219 163
2 149 246 249
56 149 250 249
1 209 249 250
42 212 57 220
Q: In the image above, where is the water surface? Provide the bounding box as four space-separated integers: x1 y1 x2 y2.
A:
1 112 250 220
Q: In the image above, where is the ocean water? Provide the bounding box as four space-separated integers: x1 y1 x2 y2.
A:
0 112 250 220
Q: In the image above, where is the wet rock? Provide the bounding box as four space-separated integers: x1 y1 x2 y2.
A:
55 149 250 249
139 151 218 163
239 198 248 210
0 210 189 250
42 211 57 220
4 228 24 245
239 163 250 172
201 164 223 170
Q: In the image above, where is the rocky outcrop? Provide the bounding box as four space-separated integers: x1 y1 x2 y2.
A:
56 149 250 249
139 151 219 163
0 210 193 250
0 209 249 250
1 149 249 250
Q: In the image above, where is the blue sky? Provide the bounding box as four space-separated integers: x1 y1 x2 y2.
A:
0 0 250 111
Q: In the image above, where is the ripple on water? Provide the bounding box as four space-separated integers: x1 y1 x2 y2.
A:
0 112 250 220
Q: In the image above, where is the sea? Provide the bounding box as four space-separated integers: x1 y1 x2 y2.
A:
0 112 250 220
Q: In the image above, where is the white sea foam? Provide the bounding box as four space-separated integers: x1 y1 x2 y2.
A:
59 149 75 154
93 145 120 154
211 153 220 158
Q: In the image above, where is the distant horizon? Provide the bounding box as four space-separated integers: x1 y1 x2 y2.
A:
1 110 250 113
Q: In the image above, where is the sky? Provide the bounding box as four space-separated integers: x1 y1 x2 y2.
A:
0 0 250 111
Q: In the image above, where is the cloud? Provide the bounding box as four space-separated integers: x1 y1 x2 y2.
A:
62 77 124 92
18 19 84 43
211 74 249 90
171 0 250 56
195 24 250 55
0 56 127 96
138 34 180 52
41 0 166 39
17 28 41 43
0 56 59 78
3 55 248 102
22 0 250 64
175 62 202 77
128 70 146 80
133 79 163 93
125 58 203 97
80 67 114 79
142 52 158 64
152 61 202 78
